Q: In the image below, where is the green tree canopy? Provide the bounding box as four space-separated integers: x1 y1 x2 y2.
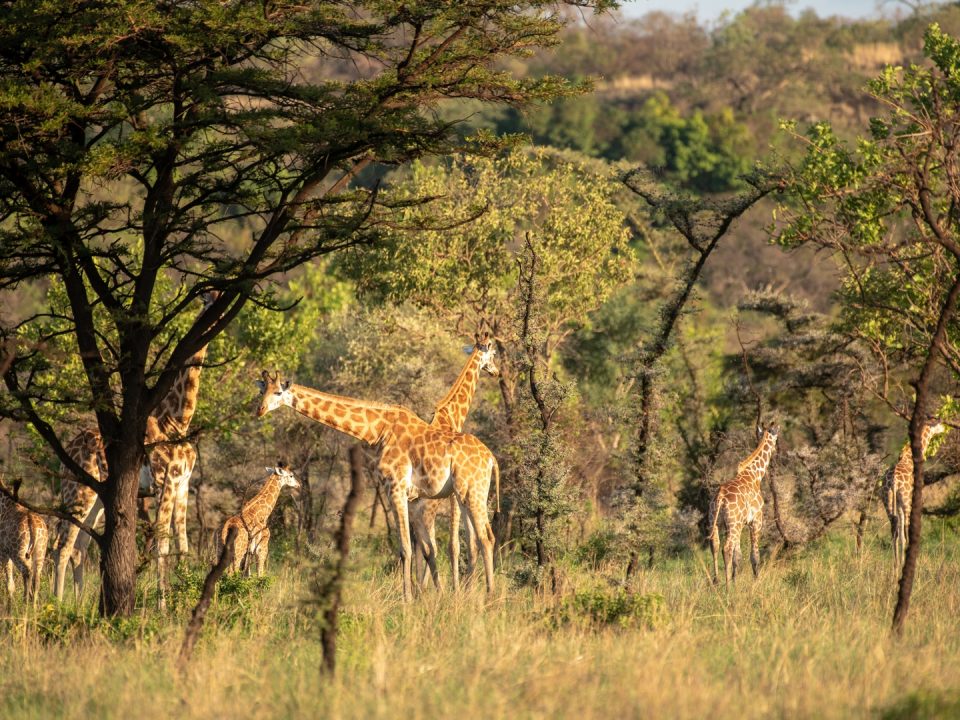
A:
0 0 613 615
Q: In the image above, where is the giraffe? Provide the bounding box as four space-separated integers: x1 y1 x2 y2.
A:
219 463 300 575
0 485 48 603
52 428 107 600
708 424 779 588
882 419 947 570
145 290 219 562
255 372 499 601
51 292 216 602
411 332 499 591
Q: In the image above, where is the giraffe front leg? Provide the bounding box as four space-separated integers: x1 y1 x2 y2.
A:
6 559 14 601
387 481 415 603
154 476 176 611
749 515 763 578
896 504 907 569
174 474 191 558
255 528 271 577
53 496 100 602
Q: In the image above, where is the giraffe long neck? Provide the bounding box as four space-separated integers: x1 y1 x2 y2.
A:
739 433 777 482
154 344 209 438
0 493 15 512
285 384 406 445
242 474 282 527
898 426 939 468
431 350 482 432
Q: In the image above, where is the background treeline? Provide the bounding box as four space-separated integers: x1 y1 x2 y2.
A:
4 1 960 587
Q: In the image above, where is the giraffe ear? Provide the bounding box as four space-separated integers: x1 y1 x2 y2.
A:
463 345 475 355
255 379 266 392
280 380 291 391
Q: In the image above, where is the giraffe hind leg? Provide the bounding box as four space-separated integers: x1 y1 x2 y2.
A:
749 515 763 579
708 500 721 585
463 486 495 595
722 524 742 590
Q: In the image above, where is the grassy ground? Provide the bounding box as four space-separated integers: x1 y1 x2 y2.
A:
1 520 960 720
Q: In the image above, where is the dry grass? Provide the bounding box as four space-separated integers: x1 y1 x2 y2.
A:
1 521 959 719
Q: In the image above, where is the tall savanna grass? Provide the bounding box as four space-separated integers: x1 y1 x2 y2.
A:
1 520 959 719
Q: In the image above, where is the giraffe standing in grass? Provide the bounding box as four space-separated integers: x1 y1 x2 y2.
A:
52 292 217 602
708 424 779 588
219 463 300 575
52 428 107 601
882 419 947 570
0 484 48 603
255 372 499 601
411 333 499 591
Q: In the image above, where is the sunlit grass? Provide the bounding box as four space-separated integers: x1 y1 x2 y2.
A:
1 520 959 719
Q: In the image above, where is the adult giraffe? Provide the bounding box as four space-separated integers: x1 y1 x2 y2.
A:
411 333 499 590
254 372 498 601
707 424 779 588
882 418 947 570
52 292 217 602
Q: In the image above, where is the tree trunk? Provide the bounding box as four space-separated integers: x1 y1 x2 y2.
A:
321 445 363 675
892 272 960 634
98 447 142 616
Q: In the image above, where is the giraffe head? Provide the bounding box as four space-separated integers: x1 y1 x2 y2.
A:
255 371 293 417
926 417 947 436
464 332 499 377
267 462 300 490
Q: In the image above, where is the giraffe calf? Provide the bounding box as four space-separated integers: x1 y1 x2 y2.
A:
219 465 299 576
0 493 48 603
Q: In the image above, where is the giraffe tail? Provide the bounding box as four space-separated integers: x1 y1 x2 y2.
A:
707 494 722 541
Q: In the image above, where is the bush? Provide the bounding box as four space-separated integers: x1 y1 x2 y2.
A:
549 588 667 630
575 529 621 569
879 689 960 720
33 602 163 644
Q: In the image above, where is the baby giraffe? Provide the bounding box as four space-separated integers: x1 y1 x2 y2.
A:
708 423 779 588
0 483 48 603
219 464 299 575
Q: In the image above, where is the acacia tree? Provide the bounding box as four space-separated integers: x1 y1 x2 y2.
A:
777 23 960 633
0 0 612 616
337 148 634 559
